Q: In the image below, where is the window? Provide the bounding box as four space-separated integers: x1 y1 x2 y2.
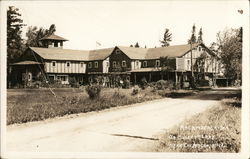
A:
28 73 32 81
113 61 116 68
66 61 70 67
106 61 110 67
156 60 160 67
94 61 98 68
198 46 201 51
143 61 147 67
122 61 126 67
52 61 56 67
115 50 120 54
135 60 139 66
80 62 84 67
88 62 92 68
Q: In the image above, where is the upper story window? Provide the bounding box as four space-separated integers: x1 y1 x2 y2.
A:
94 61 98 68
52 61 56 67
156 60 160 67
66 61 70 67
88 62 92 68
143 61 147 67
113 61 117 68
80 62 84 67
122 61 126 67
135 60 139 66
198 46 201 51
106 61 110 67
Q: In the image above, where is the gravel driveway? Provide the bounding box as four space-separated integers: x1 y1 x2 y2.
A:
7 95 219 152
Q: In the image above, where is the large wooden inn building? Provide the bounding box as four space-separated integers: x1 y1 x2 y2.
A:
9 34 221 88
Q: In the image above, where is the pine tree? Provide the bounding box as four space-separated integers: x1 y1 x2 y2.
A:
7 6 26 64
160 28 172 47
197 27 203 43
135 42 140 48
188 24 197 44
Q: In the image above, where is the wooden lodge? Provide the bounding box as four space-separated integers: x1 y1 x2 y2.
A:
9 34 222 88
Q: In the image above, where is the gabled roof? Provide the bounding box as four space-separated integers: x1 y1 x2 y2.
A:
117 46 148 59
30 47 89 61
29 43 207 62
30 47 114 61
146 43 200 59
40 34 68 41
11 61 42 65
88 48 114 61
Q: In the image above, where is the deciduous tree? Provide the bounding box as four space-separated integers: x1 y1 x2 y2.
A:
216 27 242 85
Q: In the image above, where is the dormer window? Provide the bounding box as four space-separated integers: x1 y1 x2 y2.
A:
88 62 92 68
52 61 56 67
143 61 147 67
94 61 98 68
156 60 160 67
66 61 70 67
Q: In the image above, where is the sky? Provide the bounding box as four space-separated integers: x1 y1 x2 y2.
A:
3 0 247 50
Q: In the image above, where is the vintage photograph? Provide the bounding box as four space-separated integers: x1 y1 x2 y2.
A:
1 0 249 158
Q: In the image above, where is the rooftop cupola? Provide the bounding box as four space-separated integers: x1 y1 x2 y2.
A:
40 34 68 48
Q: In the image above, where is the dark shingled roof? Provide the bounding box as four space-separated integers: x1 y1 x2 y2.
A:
40 34 68 41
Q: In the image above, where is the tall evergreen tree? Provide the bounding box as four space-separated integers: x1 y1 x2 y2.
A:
7 6 26 64
160 28 172 47
135 42 140 48
197 27 203 43
188 24 197 44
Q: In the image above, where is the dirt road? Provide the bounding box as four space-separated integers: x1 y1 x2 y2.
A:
7 97 219 152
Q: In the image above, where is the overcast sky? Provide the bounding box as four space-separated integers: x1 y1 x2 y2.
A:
4 0 247 50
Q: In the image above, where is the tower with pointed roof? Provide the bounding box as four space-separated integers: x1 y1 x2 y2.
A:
40 34 68 48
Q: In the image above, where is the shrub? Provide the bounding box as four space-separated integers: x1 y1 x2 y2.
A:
196 79 209 87
140 77 148 89
123 79 130 89
85 84 102 99
131 85 140 95
69 77 80 88
155 80 174 90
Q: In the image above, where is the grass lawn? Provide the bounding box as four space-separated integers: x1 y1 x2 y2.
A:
154 93 241 152
7 87 166 125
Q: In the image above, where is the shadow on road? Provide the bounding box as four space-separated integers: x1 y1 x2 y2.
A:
172 88 242 101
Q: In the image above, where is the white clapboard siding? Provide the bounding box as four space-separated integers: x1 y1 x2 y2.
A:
103 57 109 73
176 58 185 71
45 61 86 73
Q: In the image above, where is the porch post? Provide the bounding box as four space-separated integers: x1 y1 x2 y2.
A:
134 73 137 84
175 71 177 86
149 72 152 82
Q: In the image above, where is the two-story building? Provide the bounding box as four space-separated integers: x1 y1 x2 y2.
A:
10 34 220 87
